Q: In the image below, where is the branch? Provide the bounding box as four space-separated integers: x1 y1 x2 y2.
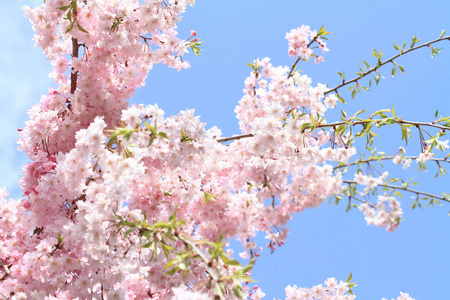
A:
114 213 250 299
287 37 317 79
174 233 226 300
0 259 13 281
69 0 80 95
334 155 450 170
309 119 450 133
325 35 450 95
216 134 254 143
216 117 450 144
347 194 376 208
70 37 79 94
343 180 450 204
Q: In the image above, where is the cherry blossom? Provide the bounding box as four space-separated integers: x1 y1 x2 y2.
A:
1 0 434 299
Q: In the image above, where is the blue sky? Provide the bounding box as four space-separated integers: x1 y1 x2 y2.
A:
2 1 450 299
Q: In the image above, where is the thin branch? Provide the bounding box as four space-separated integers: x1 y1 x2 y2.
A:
382 183 449 203
347 195 376 208
175 233 226 300
216 134 254 143
343 180 450 203
334 155 450 170
325 35 450 95
287 37 317 79
302 119 450 132
70 0 79 94
0 259 13 281
70 39 79 94
216 117 450 144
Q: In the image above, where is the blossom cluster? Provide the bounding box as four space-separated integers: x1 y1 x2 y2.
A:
285 25 328 63
284 278 355 300
283 278 413 300
20 0 195 159
0 0 415 299
359 195 404 232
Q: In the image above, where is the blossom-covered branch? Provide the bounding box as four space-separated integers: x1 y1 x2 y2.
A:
114 211 253 300
2 0 444 298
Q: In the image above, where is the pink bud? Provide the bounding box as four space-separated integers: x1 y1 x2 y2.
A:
190 30 197 37
22 200 31 209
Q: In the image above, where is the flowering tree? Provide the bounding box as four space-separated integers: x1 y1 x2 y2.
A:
1 1 449 299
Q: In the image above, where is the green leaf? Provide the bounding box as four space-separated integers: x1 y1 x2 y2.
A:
337 94 346 104
401 41 406 51
317 25 332 37
77 22 89 33
374 73 381 85
430 46 442 58
411 35 421 47
203 191 217 203
190 39 203 56
290 109 296 119
440 29 446 38
233 284 243 298
353 110 366 117
354 129 366 138
65 21 74 33
57 233 64 244
336 124 348 136
341 109 348 118
346 272 353 282
142 241 153 248
153 221 169 228
299 122 312 132
371 49 380 59
124 228 135 238
66 9 72 22
158 131 168 139
165 266 179 275
226 259 242 266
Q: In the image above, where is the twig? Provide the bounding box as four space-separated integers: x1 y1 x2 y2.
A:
343 180 450 203
287 37 317 79
346 195 376 208
216 134 254 143
175 233 226 300
302 119 450 132
216 118 450 144
325 35 450 95
334 155 449 170
0 259 13 281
